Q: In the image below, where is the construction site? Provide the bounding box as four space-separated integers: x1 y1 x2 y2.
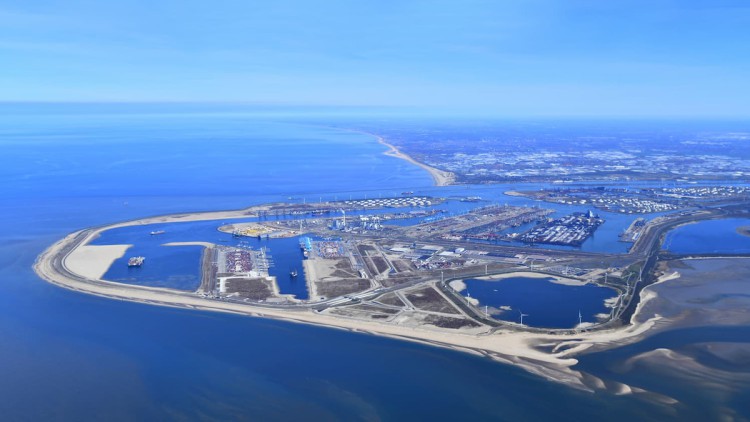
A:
182 199 635 332
205 245 293 303
41 192 750 346
51 192 741 335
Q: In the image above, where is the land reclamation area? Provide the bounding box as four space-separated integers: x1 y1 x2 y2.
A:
35 189 750 397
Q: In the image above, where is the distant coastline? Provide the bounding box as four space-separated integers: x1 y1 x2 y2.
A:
376 136 456 186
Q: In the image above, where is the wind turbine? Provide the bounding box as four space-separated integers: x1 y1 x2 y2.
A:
519 310 529 325
624 273 633 294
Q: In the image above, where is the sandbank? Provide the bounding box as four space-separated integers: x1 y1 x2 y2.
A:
449 279 467 292
476 271 588 286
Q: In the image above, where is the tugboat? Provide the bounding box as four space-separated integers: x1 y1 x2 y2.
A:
128 256 145 267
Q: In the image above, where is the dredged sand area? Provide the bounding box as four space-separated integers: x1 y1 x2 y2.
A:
34 210 678 394
64 244 132 279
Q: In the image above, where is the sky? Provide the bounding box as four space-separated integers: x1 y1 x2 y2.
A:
1 0 749 117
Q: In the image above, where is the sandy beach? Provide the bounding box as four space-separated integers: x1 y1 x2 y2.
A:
35 216 675 393
95 203 275 231
377 137 456 186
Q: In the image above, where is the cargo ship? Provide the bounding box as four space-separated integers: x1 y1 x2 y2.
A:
128 256 145 267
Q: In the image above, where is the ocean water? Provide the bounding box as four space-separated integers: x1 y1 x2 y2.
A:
0 107 745 420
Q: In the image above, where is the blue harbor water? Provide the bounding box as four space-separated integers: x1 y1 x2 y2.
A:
462 276 617 329
86 184 644 294
104 244 204 290
92 220 312 298
0 106 746 420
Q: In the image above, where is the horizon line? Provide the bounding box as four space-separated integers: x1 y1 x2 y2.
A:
0 101 747 120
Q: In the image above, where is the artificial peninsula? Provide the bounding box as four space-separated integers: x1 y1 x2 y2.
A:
34 185 750 393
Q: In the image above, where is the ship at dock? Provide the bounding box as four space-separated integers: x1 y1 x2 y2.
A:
128 256 145 267
300 237 312 258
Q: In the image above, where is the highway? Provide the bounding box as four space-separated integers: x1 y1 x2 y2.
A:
38 202 750 333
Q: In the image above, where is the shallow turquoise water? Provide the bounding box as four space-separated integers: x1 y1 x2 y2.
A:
665 218 750 254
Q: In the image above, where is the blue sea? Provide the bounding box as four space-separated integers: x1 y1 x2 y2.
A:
0 105 745 420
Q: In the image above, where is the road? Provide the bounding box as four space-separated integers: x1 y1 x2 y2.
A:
39 202 750 332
